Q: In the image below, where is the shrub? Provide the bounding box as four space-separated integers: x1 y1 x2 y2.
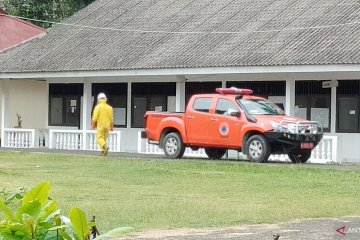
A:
0 181 133 240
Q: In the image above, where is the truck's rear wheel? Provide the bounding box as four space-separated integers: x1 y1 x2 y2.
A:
245 135 270 163
163 132 185 159
288 150 311 163
204 148 226 159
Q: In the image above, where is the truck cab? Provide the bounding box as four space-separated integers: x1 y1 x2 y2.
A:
144 87 323 163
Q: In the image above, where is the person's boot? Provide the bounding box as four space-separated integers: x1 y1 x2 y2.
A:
103 145 109 156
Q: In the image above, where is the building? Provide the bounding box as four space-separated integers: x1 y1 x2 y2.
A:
0 8 46 53
0 0 359 162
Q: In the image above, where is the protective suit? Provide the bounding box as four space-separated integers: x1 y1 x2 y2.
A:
92 94 114 155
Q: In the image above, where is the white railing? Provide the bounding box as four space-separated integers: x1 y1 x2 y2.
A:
85 130 121 152
48 130 121 152
2 128 121 152
137 131 207 158
138 132 338 164
3 128 36 148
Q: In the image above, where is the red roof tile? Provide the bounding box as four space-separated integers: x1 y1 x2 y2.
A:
0 9 46 53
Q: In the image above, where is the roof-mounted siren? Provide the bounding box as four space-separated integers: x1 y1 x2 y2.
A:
215 87 253 95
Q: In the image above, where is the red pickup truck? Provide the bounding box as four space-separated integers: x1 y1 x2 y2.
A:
144 87 323 163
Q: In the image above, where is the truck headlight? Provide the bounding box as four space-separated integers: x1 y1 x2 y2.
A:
270 122 281 131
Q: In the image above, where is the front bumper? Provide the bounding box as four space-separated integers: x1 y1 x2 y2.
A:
264 131 323 149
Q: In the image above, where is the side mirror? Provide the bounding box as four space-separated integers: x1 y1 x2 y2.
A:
227 109 241 117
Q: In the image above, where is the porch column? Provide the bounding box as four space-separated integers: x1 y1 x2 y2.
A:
285 79 295 116
82 79 92 130
330 80 337 133
1 79 9 147
127 83 132 128
82 79 92 149
222 80 226 88
176 76 186 112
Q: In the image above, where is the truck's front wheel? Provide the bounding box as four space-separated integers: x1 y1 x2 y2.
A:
288 150 311 163
204 148 226 159
245 135 270 163
163 132 185 159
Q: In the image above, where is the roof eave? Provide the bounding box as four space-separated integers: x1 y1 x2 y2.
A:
1 64 360 79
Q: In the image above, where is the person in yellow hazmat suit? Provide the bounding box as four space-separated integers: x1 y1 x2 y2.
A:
92 93 114 156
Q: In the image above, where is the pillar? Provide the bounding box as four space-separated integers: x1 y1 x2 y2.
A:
1 79 9 147
285 79 295 116
176 76 186 112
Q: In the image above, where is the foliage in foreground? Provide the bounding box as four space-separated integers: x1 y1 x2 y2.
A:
0 181 133 240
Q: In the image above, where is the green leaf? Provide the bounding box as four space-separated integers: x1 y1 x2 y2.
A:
39 200 58 222
23 214 35 238
22 181 51 207
0 222 30 240
0 197 16 221
69 207 89 240
44 209 61 223
48 224 67 231
16 200 41 220
94 227 134 239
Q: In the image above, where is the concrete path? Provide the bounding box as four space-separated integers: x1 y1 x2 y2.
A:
117 217 360 240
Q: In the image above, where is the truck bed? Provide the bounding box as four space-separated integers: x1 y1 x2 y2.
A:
144 111 185 142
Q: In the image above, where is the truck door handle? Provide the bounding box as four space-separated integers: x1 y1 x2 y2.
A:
187 116 195 119
210 118 218 122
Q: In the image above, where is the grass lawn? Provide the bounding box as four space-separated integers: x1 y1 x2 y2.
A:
0 150 360 233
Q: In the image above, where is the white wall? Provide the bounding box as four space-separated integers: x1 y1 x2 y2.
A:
333 133 360 163
8 80 47 129
117 128 142 152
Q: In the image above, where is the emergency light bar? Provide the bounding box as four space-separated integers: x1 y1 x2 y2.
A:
215 87 253 95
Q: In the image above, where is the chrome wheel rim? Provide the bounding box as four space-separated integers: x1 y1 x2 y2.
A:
165 137 178 155
249 140 263 158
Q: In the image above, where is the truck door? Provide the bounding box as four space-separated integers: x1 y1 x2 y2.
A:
208 98 243 148
185 97 212 145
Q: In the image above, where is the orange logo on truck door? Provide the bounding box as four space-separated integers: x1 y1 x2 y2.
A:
219 122 229 136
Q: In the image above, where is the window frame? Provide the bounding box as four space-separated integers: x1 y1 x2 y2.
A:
192 97 212 113
215 98 239 115
336 80 360 133
48 84 83 127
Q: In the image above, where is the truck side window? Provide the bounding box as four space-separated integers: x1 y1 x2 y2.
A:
193 97 212 113
215 99 238 115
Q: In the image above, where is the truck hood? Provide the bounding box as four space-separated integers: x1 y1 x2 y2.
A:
254 114 321 134
254 115 306 123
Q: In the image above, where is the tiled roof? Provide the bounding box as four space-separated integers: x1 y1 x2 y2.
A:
0 9 46 53
0 0 360 73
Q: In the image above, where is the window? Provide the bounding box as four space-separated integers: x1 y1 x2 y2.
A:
93 83 127 127
295 81 331 132
215 99 238 115
226 81 285 97
193 97 212 113
185 82 222 105
49 84 83 127
336 80 360 133
132 82 176 128
239 98 285 115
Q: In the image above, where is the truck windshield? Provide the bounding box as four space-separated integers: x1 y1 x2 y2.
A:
238 99 285 115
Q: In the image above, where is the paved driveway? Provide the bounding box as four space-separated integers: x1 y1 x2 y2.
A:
117 217 360 240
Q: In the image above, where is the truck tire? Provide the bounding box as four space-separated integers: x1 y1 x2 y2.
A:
245 135 270 163
204 148 226 159
288 150 311 163
163 132 185 159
